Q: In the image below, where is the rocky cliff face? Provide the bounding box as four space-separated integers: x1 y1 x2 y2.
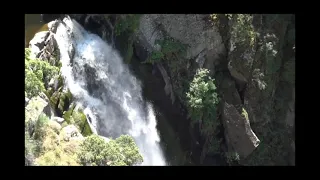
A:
220 14 295 165
135 14 295 165
61 14 295 165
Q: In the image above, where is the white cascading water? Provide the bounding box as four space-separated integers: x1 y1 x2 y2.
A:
54 16 166 166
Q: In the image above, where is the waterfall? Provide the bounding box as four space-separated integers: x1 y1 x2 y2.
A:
54 16 166 166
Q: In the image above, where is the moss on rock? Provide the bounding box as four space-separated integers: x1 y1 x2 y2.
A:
49 90 60 110
58 89 73 113
49 87 73 116
45 87 54 99
34 119 82 166
61 103 92 137
62 103 76 124
72 108 93 137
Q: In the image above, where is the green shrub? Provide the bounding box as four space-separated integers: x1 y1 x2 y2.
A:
25 69 45 98
78 134 143 166
145 37 188 64
186 68 219 135
155 38 187 56
25 48 59 98
115 135 144 166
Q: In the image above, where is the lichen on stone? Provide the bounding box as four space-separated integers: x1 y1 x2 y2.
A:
241 108 249 121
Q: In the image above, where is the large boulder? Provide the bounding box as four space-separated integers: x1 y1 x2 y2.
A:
25 92 54 136
29 31 49 59
222 102 260 159
51 116 65 124
28 19 60 66
60 125 84 142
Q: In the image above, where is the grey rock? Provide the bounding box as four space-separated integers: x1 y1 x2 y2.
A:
48 20 60 34
25 93 53 136
51 116 65 124
60 125 84 142
29 31 50 59
222 102 260 159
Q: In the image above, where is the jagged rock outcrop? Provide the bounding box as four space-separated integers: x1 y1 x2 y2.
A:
25 92 53 136
29 31 49 59
28 20 60 66
135 14 225 105
216 14 295 165
222 102 260 159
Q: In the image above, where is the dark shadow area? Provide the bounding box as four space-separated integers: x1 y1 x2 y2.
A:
127 56 196 165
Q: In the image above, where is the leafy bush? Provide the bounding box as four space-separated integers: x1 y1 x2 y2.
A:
145 37 188 64
186 68 219 135
78 134 143 166
115 135 144 166
155 38 187 56
230 14 256 47
25 69 45 99
25 48 59 98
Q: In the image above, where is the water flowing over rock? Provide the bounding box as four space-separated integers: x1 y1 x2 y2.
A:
54 16 166 165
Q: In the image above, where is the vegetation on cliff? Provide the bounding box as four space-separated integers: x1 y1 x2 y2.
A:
25 48 59 99
114 14 141 63
78 134 143 166
26 13 295 166
25 47 143 166
144 37 188 64
130 14 294 166
209 14 295 165
186 68 219 136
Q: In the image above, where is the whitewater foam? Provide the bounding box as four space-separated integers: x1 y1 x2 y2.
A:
54 16 166 165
